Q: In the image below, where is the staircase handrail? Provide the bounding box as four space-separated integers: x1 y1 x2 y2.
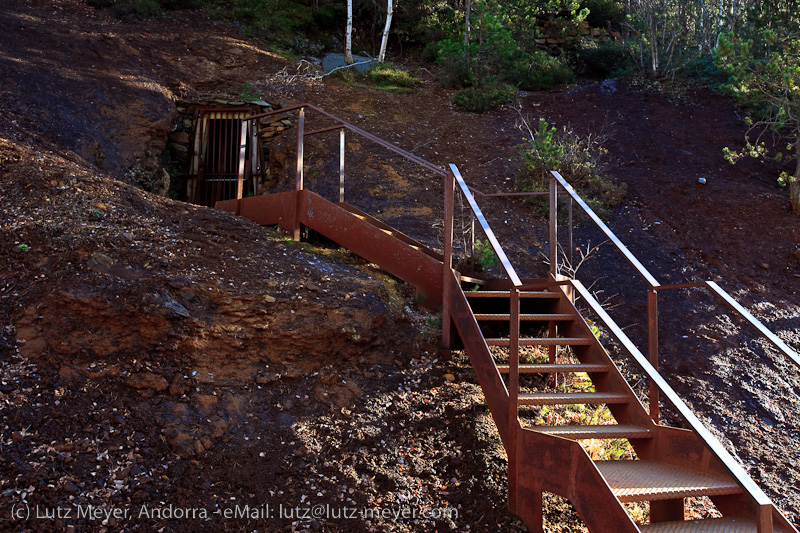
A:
571 279 774 509
549 171 659 288
548 170 800 421
245 103 448 177
655 281 800 369
450 164 522 287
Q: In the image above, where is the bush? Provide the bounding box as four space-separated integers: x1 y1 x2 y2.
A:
679 54 728 91
507 50 575 91
579 40 635 78
436 39 476 88
453 81 518 113
516 118 625 218
581 0 626 29
227 0 313 44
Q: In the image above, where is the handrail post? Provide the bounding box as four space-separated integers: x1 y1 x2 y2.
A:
507 286 521 513
757 503 773 533
441 168 455 357
549 176 558 278
568 197 574 270
648 288 659 423
293 107 305 241
236 120 248 200
339 128 345 203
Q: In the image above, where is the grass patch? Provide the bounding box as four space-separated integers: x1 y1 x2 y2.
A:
368 64 421 90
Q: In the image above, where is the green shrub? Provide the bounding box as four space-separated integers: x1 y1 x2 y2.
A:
453 81 518 113
579 40 635 78
227 0 313 44
158 0 207 8
679 54 728 91
436 39 476 88
506 50 575 91
581 0 626 29
435 17 575 95
516 118 625 218
474 240 499 270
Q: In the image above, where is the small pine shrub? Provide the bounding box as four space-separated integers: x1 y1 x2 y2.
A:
436 39 475 88
453 81 518 113
474 240 499 270
516 118 625 218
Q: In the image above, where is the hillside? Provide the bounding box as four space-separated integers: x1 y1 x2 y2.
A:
1 1 799 532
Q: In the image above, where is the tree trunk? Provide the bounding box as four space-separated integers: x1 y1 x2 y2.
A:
790 179 800 214
463 0 471 64
378 0 393 63
791 140 800 215
345 0 353 65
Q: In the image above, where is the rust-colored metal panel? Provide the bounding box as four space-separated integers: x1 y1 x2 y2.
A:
216 191 297 232
240 191 296 231
214 198 238 214
517 428 641 533
299 190 443 307
447 270 511 445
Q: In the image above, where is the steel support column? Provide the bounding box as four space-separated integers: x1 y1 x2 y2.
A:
293 107 305 241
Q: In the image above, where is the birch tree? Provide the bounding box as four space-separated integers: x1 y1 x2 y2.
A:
378 0 393 62
345 0 354 64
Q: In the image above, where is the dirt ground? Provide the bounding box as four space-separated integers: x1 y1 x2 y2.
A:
1 1 799 532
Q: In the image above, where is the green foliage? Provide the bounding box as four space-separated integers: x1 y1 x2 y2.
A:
238 81 259 101
506 50 575 91
517 118 625 218
679 53 727 91
580 0 626 28
225 0 314 46
579 40 635 78
422 313 443 342
16 244 31 252
453 80 518 113
474 239 499 270
433 3 575 103
716 30 800 212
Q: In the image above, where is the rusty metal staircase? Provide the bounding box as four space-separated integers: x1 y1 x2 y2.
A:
451 280 793 532
216 104 800 532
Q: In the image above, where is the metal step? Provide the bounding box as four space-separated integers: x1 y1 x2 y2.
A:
474 313 575 321
486 337 594 347
495 363 608 374
518 391 630 406
526 424 653 440
639 517 782 532
595 460 743 503
465 290 561 299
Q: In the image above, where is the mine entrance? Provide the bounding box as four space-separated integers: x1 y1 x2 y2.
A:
188 107 263 207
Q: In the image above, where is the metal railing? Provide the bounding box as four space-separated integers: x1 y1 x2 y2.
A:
547 170 800 423
240 103 449 241
442 163 798 531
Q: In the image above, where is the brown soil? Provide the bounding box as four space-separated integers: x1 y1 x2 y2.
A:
1 1 799 532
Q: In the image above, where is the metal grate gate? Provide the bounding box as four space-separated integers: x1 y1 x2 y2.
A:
189 108 259 207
